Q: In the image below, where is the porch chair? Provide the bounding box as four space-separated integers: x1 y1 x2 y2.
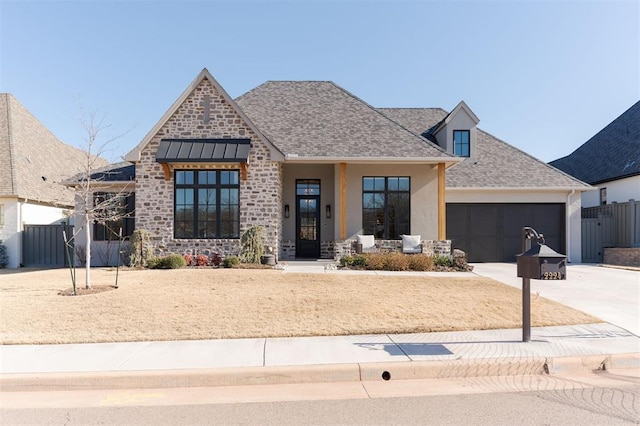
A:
401 234 423 254
355 234 379 254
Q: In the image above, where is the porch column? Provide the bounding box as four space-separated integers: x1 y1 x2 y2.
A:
340 162 347 240
438 162 446 240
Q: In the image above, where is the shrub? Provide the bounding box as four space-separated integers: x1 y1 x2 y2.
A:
0 239 7 268
383 252 410 271
148 254 186 269
339 255 352 267
183 254 194 266
433 254 452 267
363 253 386 270
223 255 241 268
408 254 434 271
147 257 161 269
339 254 366 268
195 254 209 267
211 252 223 266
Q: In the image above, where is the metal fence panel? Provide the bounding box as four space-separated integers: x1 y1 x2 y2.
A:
582 200 640 248
22 225 73 267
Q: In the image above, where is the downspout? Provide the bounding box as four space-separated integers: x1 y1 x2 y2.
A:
19 199 24 267
566 190 575 263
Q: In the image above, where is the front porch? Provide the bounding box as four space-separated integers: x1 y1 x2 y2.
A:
279 161 450 261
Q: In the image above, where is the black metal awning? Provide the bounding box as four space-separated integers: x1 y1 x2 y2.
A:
155 138 251 163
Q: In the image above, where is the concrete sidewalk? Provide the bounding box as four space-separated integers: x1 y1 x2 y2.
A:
1 323 638 391
1 262 638 391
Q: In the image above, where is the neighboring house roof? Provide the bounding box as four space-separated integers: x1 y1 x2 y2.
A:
235 81 459 164
379 107 591 190
125 68 283 163
0 93 109 206
65 161 135 185
549 101 640 185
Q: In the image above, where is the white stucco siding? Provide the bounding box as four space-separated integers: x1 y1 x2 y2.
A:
21 202 68 225
0 198 20 268
446 189 583 263
337 163 439 241
581 176 640 208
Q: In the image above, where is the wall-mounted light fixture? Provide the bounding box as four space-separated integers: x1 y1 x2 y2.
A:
326 204 331 219
284 204 290 218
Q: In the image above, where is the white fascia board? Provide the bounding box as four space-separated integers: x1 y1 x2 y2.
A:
446 186 594 192
283 156 462 166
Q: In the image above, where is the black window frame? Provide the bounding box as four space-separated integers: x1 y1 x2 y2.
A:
362 176 411 239
174 169 240 239
93 192 135 241
453 130 470 157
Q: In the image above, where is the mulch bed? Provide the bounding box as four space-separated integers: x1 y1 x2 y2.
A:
58 285 116 296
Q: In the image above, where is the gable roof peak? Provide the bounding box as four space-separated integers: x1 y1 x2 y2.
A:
432 100 480 135
125 68 283 162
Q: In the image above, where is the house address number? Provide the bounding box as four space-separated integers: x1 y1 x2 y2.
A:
542 272 564 280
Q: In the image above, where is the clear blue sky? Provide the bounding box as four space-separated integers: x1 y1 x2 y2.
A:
1 0 638 163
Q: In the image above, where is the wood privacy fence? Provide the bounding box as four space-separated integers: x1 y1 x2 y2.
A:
581 200 640 263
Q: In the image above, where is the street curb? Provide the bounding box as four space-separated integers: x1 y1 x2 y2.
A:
0 358 543 392
1 354 636 392
545 353 640 375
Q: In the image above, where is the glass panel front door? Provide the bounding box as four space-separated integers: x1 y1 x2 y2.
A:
296 180 320 258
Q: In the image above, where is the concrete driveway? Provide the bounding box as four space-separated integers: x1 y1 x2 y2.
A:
471 263 640 336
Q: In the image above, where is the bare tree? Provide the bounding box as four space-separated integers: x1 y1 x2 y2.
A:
66 109 133 290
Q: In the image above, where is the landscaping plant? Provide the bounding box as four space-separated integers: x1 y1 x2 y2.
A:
223 255 241 268
130 229 154 267
239 225 265 264
148 254 186 269
0 239 8 268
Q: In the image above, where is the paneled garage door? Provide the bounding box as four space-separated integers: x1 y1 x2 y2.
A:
446 203 565 262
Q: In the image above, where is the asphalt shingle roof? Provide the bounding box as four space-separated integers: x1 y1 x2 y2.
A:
65 162 135 184
549 101 640 185
0 94 109 206
235 82 454 161
379 107 590 189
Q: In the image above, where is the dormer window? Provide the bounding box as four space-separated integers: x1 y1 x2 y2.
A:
453 130 470 157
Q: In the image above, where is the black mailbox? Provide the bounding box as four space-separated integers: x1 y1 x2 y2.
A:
516 243 566 280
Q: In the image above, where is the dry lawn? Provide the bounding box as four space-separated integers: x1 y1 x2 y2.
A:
0 267 601 345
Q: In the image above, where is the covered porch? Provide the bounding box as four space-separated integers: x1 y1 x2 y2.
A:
279 160 451 260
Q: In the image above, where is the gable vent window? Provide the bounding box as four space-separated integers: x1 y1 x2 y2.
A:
453 130 470 157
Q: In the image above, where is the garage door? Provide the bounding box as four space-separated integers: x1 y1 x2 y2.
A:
446 203 565 262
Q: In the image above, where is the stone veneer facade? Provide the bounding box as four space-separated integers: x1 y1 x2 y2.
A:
135 78 282 258
333 239 452 260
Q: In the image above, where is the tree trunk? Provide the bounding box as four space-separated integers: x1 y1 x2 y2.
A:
85 213 91 289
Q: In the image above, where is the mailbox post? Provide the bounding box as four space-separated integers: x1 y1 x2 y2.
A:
516 227 567 342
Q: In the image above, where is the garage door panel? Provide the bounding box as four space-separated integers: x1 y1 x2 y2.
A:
469 238 499 263
447 203 565 262
503 205 532 239
502 237 523 262
469 205 499 236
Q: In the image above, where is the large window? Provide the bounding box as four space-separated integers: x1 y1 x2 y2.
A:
362 177 410 239
453 130 470 157
93 192 135 241
174 170 240 239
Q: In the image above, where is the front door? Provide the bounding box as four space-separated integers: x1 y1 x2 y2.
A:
296 179 321 258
